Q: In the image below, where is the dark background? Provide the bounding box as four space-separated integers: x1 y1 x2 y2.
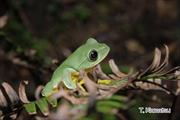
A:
0 0 180 120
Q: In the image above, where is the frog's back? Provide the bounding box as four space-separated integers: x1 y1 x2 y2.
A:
51 64 65 81
61 44 87 70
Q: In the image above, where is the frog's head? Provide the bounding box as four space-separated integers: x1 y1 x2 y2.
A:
78 38 110 69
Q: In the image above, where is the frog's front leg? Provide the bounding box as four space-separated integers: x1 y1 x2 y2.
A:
61 68 77 89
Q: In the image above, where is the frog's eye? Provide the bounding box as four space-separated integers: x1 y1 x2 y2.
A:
89 49 98 61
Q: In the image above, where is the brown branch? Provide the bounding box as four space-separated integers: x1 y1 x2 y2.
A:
133 79 176 97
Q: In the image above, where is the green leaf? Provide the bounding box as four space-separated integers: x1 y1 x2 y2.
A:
96 100 127 114
119 66 131 74
96 105 115 113
97 100 125 108
110 95 128 102
24 102 36 115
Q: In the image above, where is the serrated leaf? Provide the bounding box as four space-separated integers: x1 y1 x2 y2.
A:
109 59 127 78
110 78 128 86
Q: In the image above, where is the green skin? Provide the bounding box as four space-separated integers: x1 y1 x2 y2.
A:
42 38 110 97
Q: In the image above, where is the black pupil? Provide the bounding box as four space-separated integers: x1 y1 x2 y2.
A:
89 50 98 61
